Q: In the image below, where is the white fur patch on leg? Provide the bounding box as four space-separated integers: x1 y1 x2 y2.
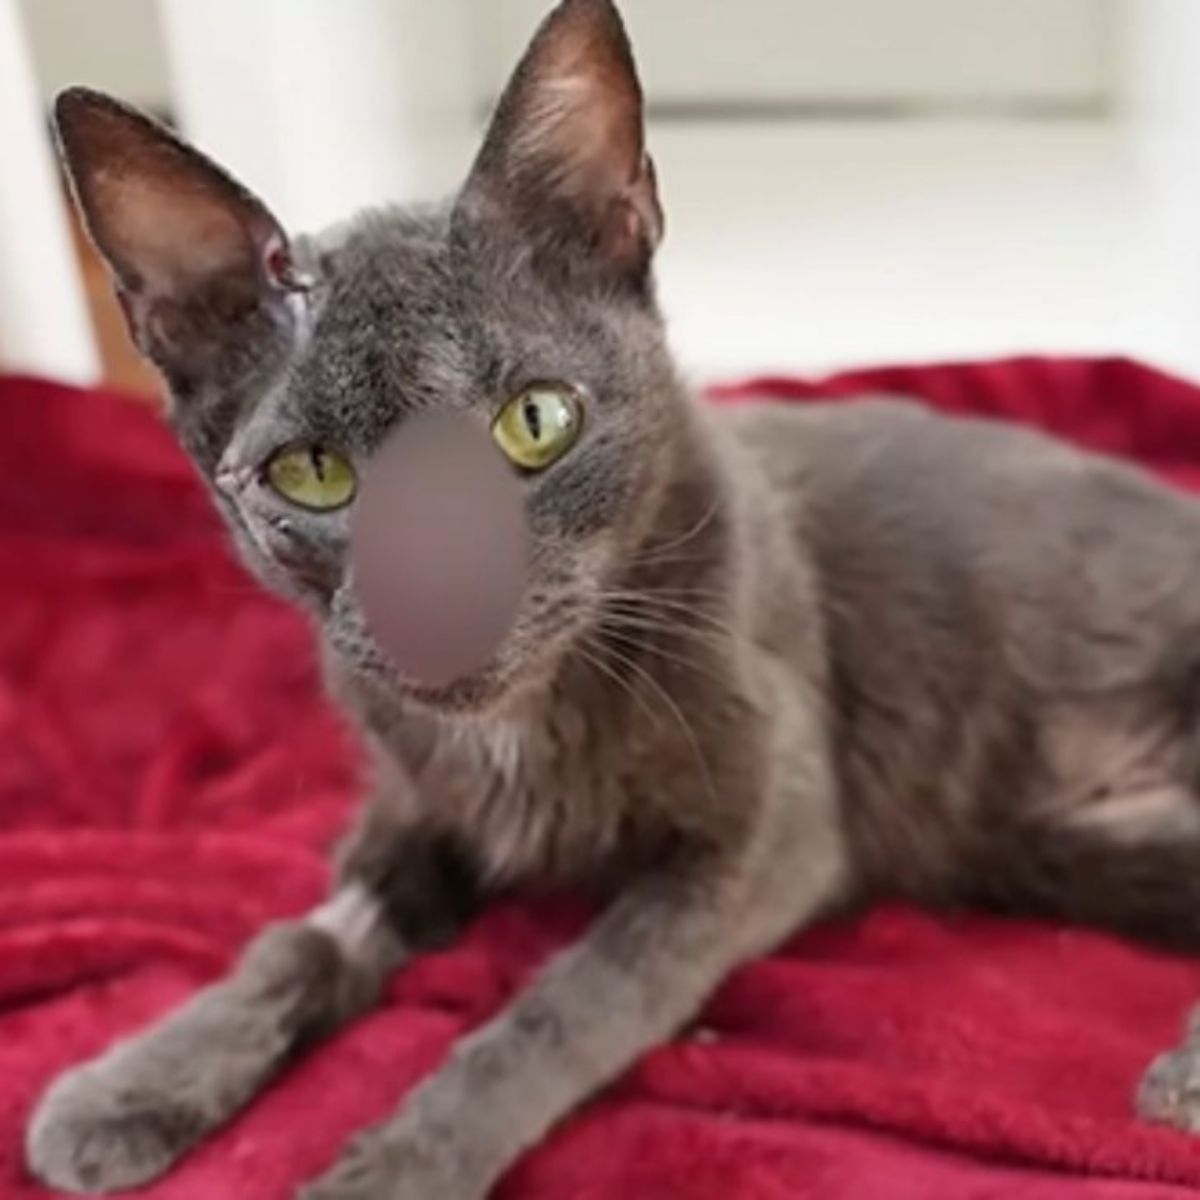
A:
307 882 398 966
1060 784 1200 844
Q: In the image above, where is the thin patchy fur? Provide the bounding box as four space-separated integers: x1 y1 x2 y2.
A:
28 1 1200 1196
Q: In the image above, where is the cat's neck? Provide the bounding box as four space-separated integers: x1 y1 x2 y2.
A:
613 389 740 612
331 387 746 749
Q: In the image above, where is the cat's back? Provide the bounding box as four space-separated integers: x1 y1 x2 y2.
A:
719 394 1200 688
719 395 1200 579
720 394 1200 739
717 393 1079 508
717 395 1200 896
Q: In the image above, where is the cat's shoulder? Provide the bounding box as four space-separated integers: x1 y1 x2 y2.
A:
710 391 1092 485
713 392 930 450
711 393 939 493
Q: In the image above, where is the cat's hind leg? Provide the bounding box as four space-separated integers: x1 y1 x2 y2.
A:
962 772 1200 1133
1091 790 1200 1131
1138 1006 1200 1132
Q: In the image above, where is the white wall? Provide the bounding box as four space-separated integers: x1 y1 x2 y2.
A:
483 0 1117 110
1111 0 1200 377
0 0 98 382
1121 0 1200 130
18 0 169 110
22 1 1122 119
18 0 1200 383
158 0 477 231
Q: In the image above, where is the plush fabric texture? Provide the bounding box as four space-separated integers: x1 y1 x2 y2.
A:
5 359 1200 1198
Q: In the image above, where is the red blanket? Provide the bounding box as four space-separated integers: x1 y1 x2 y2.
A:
5 359 1200 1199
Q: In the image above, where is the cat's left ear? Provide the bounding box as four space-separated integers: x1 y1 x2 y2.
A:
54 88 302 384
456 0 662 289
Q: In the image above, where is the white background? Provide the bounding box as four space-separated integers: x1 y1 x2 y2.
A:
9 0 1200 384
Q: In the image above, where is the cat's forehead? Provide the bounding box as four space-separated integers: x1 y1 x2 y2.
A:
284 207 474 446
312 210 465 368
282 204 637 452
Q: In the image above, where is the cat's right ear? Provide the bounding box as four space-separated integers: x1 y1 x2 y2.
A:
54 88 302 383
455 0 662 292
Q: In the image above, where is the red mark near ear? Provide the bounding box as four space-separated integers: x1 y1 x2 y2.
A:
264 241 308 292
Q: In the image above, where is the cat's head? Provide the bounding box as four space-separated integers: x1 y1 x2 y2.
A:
56 0 696 716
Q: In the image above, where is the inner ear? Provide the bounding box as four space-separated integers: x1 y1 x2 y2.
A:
457 0 662 285
54 88 301 374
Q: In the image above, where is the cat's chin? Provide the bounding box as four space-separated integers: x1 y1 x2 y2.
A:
402 673 510 718
339 650 514 720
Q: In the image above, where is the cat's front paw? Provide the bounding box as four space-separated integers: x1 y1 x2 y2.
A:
26 1061 203 1193
298 1126 487 1200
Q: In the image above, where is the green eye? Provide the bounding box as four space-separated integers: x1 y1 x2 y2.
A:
265 444 357 511
492 385 582 470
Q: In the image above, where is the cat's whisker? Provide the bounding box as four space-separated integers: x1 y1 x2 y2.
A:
600 587 734 617
599 592 741 642
594 611 729 652
575 637 665 732
595 620 729 687
602 608 739 652
594 608 733 657
628 551 723 571
604 583 730 602
602 601 736 636
632 500 721 566
593 637 719 810
601 585 728 605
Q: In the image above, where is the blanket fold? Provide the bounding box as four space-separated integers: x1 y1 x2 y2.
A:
5 360 1200 1198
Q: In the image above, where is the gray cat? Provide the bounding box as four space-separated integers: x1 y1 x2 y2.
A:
27 1 1200 1196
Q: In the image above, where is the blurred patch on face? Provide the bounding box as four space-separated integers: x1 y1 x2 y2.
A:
350 411 529 688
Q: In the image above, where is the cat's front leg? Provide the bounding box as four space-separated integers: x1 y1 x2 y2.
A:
298 792 847 1200
25 818 481 1195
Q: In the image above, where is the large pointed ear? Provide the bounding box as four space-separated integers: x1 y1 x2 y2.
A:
455 0 662 291
54 88 303 383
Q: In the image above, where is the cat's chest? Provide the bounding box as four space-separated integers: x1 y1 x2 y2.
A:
413 714 648 886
